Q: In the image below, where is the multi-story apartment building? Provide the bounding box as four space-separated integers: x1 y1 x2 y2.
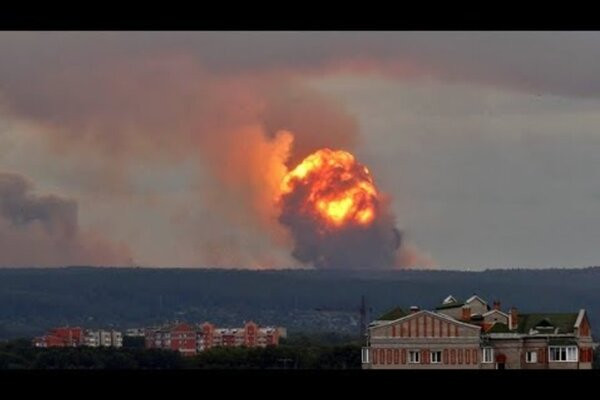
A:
33 327 84 348
34 327 122 348
146 321 286 356
362 294 596 370
125 328 146 337
145 322 198 357
198 321 283 351
84 330 123 348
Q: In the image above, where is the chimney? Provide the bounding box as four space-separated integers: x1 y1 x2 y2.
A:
461 306 471 321
493 300 501 311
410 306 420 314
510 307 518 330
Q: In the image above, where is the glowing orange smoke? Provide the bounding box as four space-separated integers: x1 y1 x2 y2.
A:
280 148 378 228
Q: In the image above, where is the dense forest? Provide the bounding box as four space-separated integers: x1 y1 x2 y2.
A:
1 267 600 339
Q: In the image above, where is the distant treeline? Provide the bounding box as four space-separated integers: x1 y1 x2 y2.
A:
0 335 362 370
1 267 600 339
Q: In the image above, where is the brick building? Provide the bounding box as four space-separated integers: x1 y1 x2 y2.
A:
146 321 286 356
362 294 596 369
145 322 197 357
198 321 282 351
33 327 85 348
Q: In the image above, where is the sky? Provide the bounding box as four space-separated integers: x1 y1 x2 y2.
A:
1 31 600 270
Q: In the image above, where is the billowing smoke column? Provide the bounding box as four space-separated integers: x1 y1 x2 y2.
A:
0 34 435 268
0 172 132 267
277 148 401 269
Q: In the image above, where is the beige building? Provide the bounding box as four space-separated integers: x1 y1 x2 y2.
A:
83 329 123 348
362 295 596 369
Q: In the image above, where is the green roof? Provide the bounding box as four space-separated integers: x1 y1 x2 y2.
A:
435 301 464 310
515 313 578 334
377 307 408 321
487 323 510 333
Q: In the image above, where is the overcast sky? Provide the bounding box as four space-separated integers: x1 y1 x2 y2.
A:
1 31 600 269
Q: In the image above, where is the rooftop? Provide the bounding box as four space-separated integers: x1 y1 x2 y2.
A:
376 307 408 321
435 299 465 310
486 322 510 333
516 313 579 334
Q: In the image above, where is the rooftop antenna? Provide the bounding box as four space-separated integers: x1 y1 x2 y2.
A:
359 295 367 339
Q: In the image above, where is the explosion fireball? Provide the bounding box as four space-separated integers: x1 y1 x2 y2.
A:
280 149 378 229
277 146 402 269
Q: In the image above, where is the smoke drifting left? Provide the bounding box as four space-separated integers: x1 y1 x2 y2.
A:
0 50 433 269
0 172 132 267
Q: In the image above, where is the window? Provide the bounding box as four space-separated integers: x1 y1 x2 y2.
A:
409 350 421 364
361 347 370 363
482 347 494 363
430 351 442 364
526 351 537 363
549 346 578 362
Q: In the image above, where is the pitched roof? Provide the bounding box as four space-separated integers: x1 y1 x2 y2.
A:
574 309 586 328
443 295 457 304
370 309 482 331
486 323 510 333
466 295 488 305
376 307 408 321
435 300 465 310
515 313 579 334
482 309 510 318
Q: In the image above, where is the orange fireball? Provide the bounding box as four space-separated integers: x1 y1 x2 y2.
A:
280 148 378 227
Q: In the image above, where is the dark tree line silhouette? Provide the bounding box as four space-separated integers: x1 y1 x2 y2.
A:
0 335 362 370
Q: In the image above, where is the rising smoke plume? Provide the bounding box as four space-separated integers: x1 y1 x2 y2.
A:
0 172 132 267
276 147 402 269
0 37 433 268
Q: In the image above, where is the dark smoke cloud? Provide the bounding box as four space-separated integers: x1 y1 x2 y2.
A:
278 178 402 269
0 173 77 237
0 172 132 267
283 216 402 270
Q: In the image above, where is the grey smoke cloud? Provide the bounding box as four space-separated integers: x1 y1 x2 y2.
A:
0 172 132 267
279 190 402 269
2 31 600 100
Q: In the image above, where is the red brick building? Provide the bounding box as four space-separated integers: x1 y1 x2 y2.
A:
145 322 197 357
146 321 286 356
199 321 282 351
33 327 84 348
363 294 597 370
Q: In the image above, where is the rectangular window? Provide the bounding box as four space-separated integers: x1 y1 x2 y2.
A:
482 348 494 363
526 351 537 363
430 351 442 364
549 346 578 362
361 347 370 363
409 350 421 364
